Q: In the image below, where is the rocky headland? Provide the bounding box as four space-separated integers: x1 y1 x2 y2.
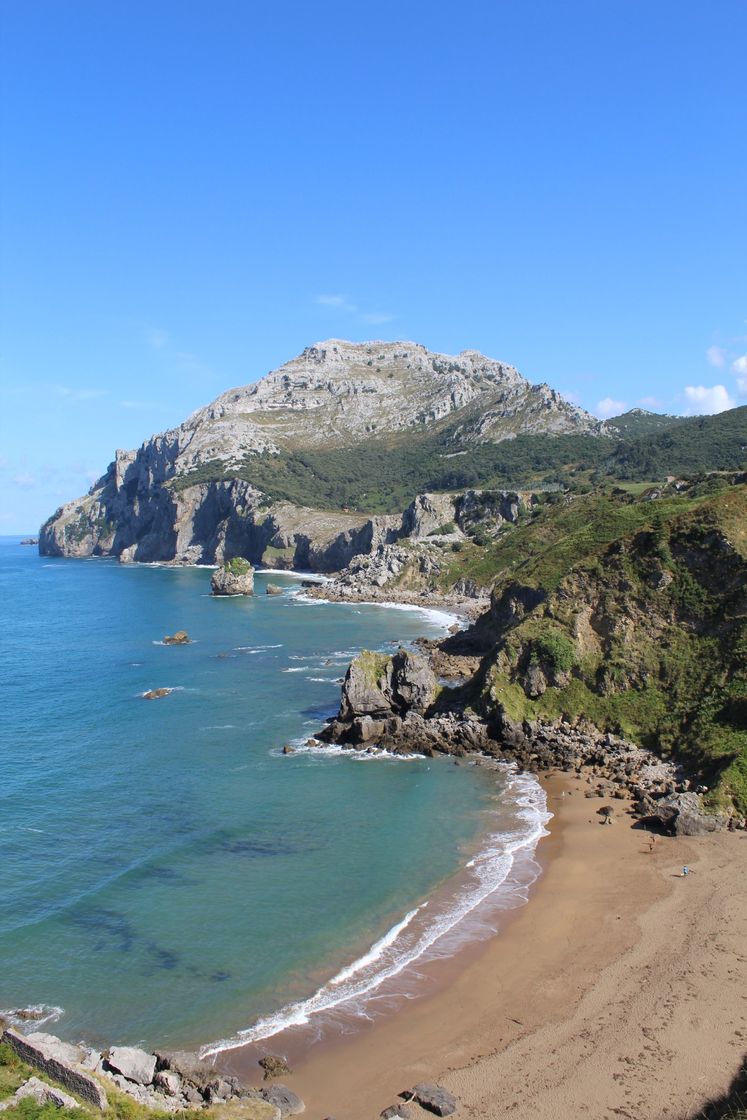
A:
38 340 605 566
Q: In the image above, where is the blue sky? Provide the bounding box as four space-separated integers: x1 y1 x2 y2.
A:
1 0 745 532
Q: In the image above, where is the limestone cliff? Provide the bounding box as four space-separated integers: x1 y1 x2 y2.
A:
39 339 605 563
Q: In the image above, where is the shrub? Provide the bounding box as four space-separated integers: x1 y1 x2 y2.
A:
531 629 577 673
225 557 251 576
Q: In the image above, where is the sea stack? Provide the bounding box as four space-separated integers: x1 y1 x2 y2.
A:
210 557 255 596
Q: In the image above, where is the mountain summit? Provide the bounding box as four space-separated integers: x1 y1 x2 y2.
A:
148 339 604 477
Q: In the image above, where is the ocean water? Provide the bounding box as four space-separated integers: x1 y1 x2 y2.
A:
0 538 550 1053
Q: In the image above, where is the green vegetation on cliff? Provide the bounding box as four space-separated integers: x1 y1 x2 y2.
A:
169 407 747 514
463 483 747 815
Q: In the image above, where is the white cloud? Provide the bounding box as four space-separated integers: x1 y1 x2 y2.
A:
314 294 357 312
732 354 747 375
596 397 628 419
53 385 107 402
313 294 394 327
706 345 726 368
682 384 735 415
146 327 170 349
12 472 36 488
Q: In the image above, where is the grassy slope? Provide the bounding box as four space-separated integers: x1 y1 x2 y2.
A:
463 484 747 814
168 407 747 514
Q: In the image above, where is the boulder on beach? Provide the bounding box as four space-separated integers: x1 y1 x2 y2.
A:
163 630 191 644
409 1083 457 1117
259 1055 292 1080
211 558 255 596
260 1084 305 1116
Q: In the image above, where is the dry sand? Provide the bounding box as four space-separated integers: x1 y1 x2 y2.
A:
220 773 747 1120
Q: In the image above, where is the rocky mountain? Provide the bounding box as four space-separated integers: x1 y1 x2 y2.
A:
39 340 606 563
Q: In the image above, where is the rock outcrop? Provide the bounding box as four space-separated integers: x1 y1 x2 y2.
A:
211 559 255 596
2 1027 109 1109
0 1076 80 1111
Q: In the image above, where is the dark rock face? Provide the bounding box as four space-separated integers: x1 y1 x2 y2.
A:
635 792 725 835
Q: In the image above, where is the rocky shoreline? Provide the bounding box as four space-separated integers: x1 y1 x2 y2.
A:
315 643 738 837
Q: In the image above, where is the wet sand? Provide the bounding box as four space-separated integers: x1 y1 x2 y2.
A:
218 772 747 1119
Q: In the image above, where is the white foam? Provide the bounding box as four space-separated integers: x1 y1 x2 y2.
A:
291 593 461 633
0 1005 64 1028
235 644 283 653
275 740 426 762
200 771 550 1056
329 905 424 987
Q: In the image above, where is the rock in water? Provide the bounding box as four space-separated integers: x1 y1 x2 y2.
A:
265 583 283 596
411 1083 457 1116
211 559 255 596
142 688 173 700
163 630 191 644
107 1045 157 1085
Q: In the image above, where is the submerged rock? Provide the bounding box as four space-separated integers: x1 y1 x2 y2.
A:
142 688 173 700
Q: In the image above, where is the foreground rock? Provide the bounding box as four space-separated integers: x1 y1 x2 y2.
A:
0 1076 79 1111
211 559 255 596
2 1027 108 1109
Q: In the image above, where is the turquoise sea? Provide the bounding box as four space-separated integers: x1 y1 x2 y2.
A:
0 538 549 1055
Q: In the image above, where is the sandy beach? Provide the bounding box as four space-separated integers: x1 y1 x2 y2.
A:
219 772 747 1120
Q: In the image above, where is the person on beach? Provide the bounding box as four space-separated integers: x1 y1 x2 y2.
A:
681 866 690 876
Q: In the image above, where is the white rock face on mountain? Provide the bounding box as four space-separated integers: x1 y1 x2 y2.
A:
156 339 602 473
39 339 606 564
